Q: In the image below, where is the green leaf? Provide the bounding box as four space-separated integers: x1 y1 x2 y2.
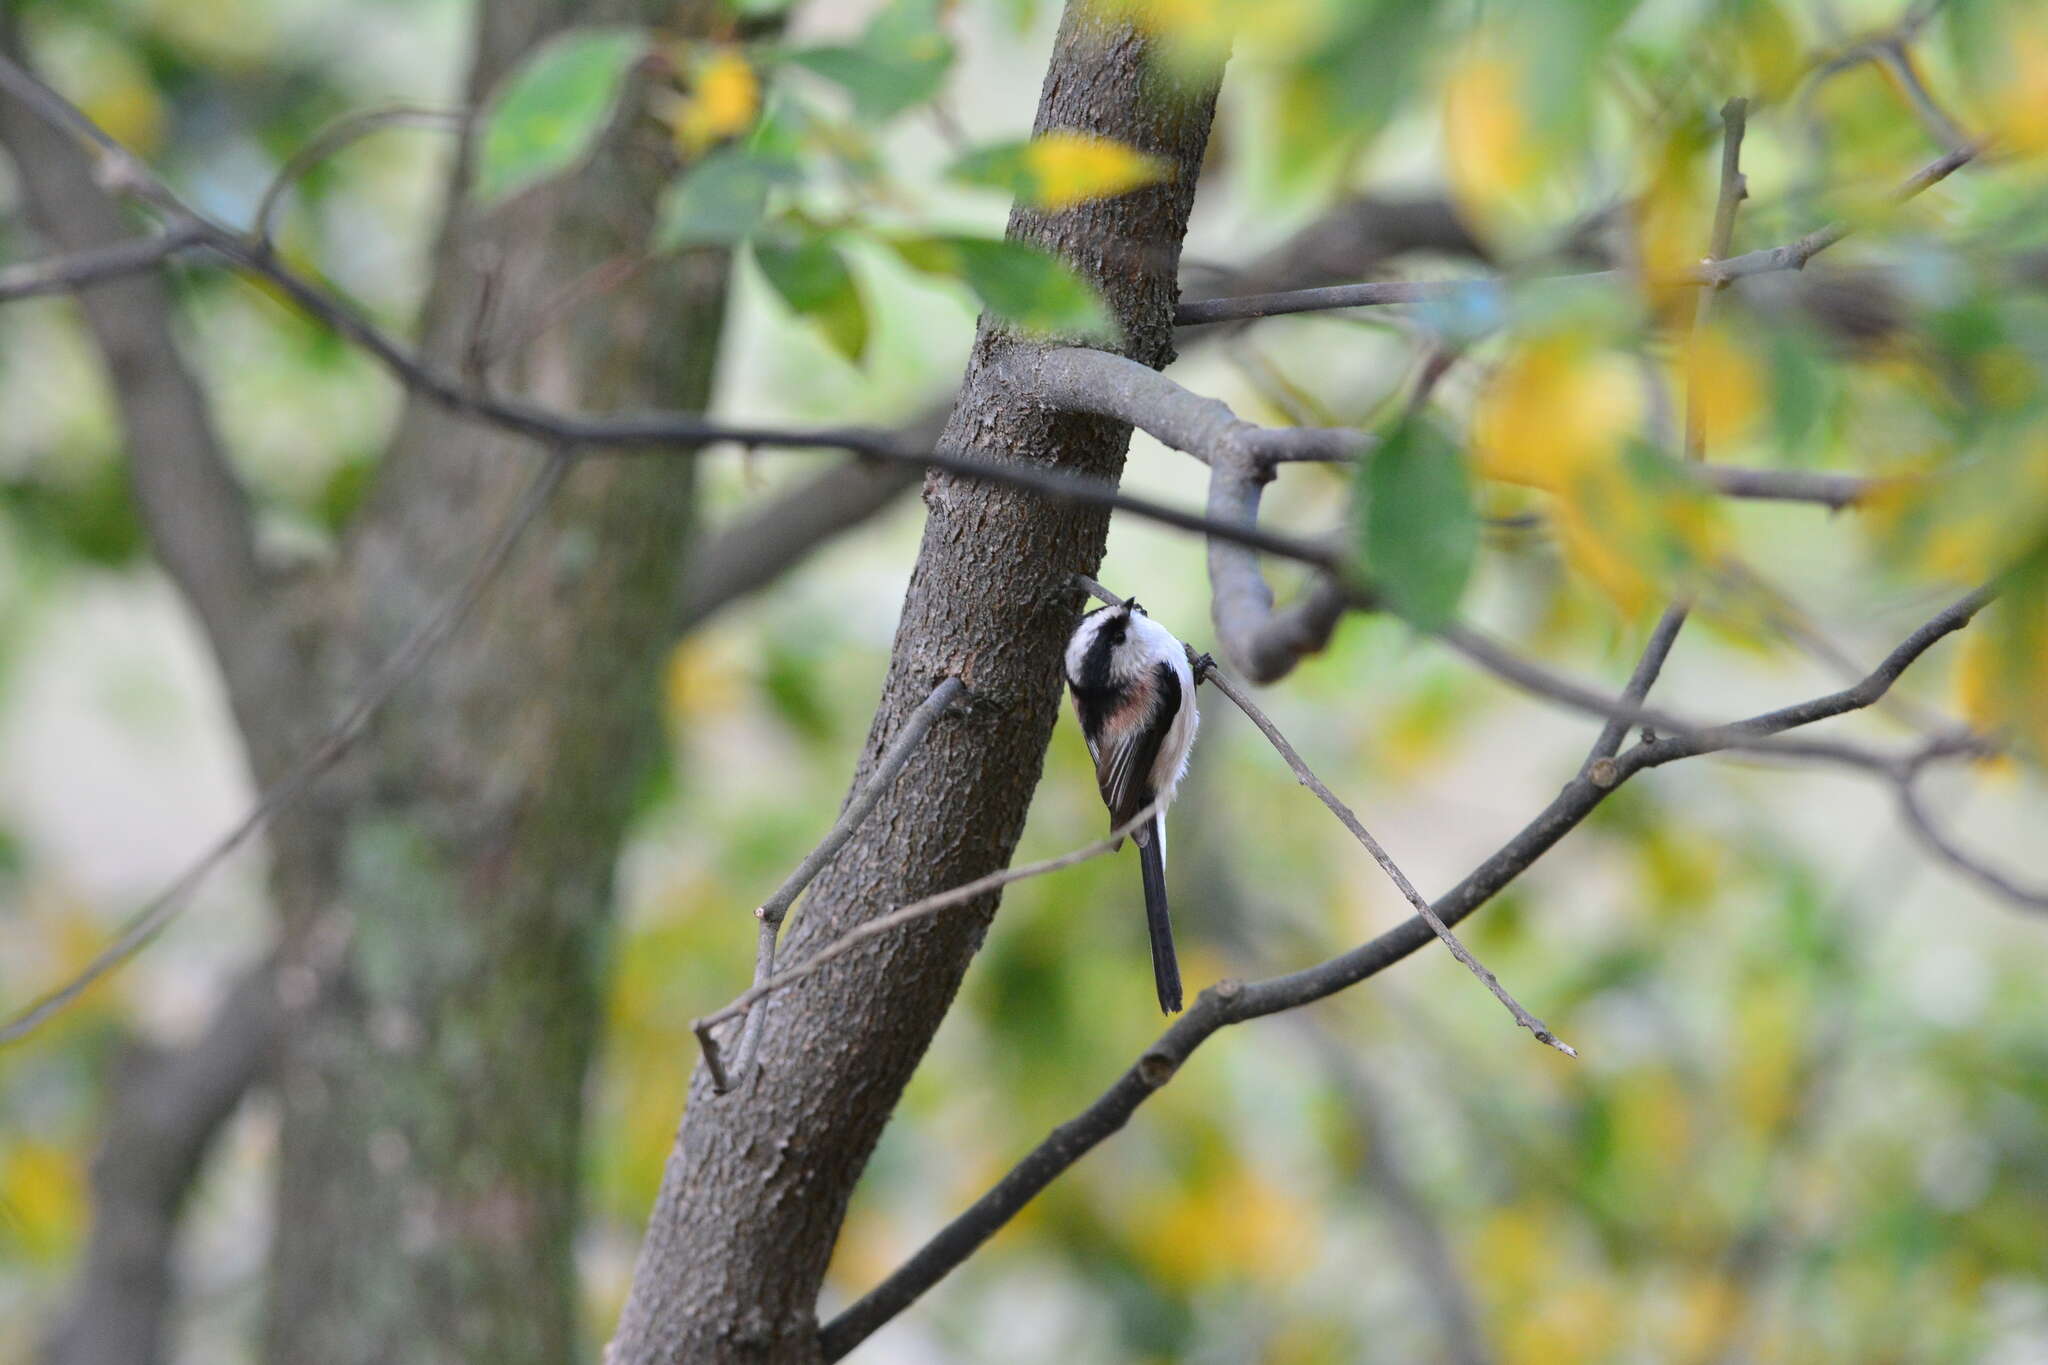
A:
1766 327 1828 461
655 149 800 249
785 0 953 120
888 235 1111 337
1358 415 1478 628
475 27 646 204
754 233 869 362
944 140 1036 197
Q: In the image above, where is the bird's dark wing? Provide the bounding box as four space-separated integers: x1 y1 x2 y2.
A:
1094 663 1182 829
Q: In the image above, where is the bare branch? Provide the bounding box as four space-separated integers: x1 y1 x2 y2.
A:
0 51 1350 577
1593 102 1750 766
1584 604 1692 767
0 39 272 716
0 222 203 302
1896 756 2048 910
1196 654 1575 1055
41 964 277 1365
721 677 967 1091
1685 97 1750 461
253 104 463 246
1009 345 1368 682
0 451 571 1046
694 793 1171 1063
1174 145 1976 327
817 590 1985 1358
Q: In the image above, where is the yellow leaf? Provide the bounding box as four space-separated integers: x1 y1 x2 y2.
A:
1112 0 1327 64
1633 128 1711 314
43 31 165 155
1954 596 2048 763
670 48 759 154
1021 131 1169 210
1983 15 2048 156
1732 0 1803 102
1133 1165 1315 1288
1681 323 1764 453
1504 1285 1622 1365
0 1142 85 1262
1472 337 1643 490
1444 38 1538 230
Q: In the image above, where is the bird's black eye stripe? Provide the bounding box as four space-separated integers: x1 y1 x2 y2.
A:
1074 610 1127 693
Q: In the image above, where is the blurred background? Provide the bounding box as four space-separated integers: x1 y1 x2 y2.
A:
3 0 2048 1361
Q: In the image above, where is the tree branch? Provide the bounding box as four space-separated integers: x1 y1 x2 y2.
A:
817 589 1985 1357
720 677 967 1091
1173 144 1975 327
1197 655 1574 1054
0 222 204 302
1007 345 1363 681
0 32 278 728
41 964 278 1365
252 104 463 247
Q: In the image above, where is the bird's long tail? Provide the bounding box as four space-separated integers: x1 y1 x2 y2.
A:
1137 815 1182 1013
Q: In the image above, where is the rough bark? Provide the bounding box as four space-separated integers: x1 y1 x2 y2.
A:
609 9 1222 1362
258 4 731 1363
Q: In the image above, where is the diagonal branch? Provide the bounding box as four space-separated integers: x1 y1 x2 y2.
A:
0 222 204 302
1198 655 1575 1055
41 963 278 1365
1173 144 1975 327
720 676 967 1091
816 589 1985 1358
0 450 571 1046
0 30 276 724
1010 344 1878 682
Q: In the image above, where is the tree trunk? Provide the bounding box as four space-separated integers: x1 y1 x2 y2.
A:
610 8 1222 1362
260 4 730 1363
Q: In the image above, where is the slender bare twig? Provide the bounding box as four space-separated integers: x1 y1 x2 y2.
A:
1873 40 1973 156
1585 606 1691 767
718 677 966 1091
1896 755 2048 910
1173 144 1975 327
816 590 1985 1360
691 793 1172 1082
1686 97 1750 461
1198 655 1575 1054
1439 584 1989 773
1592 102 1751 766
0 222 204 301
253 104 463 246
0 450 572 1045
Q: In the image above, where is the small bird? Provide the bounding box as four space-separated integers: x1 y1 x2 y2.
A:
1064 598 1200 1013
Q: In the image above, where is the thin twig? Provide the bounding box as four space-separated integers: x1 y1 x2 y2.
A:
1173 144 1974 327
1196 656 1575 1055
1594 101 1750 766
1896 754 2048 910
0 450 572 1045
1585 605 1691 767
692 795 1170 1058
252 105 463 246
0 223 204 301
1685 97 1749 462
721 677 966 1091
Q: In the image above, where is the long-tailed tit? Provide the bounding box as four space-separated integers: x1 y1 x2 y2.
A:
1064 599 1200 1013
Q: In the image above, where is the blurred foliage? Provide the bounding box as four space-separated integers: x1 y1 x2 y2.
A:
4 0 2048 1362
